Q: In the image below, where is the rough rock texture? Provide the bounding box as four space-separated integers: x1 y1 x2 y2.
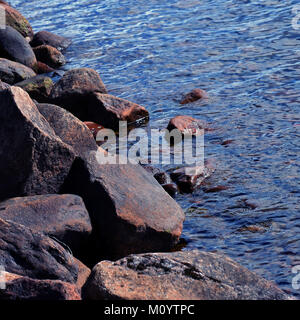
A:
82 93 149 130
0 218 78 283
36 103 98 158
0 58 36 84
180 88 208 104
0 26 37 68
0 79 10 90
15 75 54 102
60 151 185 260
33 45 66 69
0 2 34 40
0 272 81 300
0 86 75 200
74 258 91 291
0 194 92 258
167 115 206 135
170 162 215 193
35 61 54 74
30 31 72 51
82 250 292 300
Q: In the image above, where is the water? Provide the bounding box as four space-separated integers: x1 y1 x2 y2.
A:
11 0 300 297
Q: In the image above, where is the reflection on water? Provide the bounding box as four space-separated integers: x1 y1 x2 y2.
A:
12 0 300 297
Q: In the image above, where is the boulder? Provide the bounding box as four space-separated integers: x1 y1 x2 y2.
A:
180 88 208 104
170 162 215 193
82 250 292 300
0 218 78 283
36 103 98 158
0 26 37 68
0 86 75 200
30 31 72 51
33 45 66 69
35 61 54 74
74 258 91 291
0 272 81 300
0 194 92 259
0 2 34 40
15 75 54 102
161 183 178 197
60 150 185 260
0 58 36 84
167 115 206 135
84 121 104 139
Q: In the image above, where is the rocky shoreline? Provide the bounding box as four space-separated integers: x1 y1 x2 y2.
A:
0 2 294 300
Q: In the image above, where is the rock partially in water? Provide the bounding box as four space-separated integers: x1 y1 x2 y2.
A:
0 194 92 259
35 61 54 74
0 86 75 200
0 218 78 283
0 26 37 68
0 272 81 300
0 2 34 40
36 103 98 158
0 58 36 84
161 183 178 197
180 88 208 104
33 45 66 69
30 31 72 52
167 115 206 135
82 250 292 300
60 150 185 260
15 75 54 102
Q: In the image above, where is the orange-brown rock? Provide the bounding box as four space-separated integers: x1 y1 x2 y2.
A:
84 121 104 139
167 115 206 135
30 31 71 51
180 88 208 104
0 58 36 84
61 150 185 260
0 2 34 40
35 61 55 74
73 258 91 292
0 86 75 200
0 272 80 300
82 251 292 300
33 45 66 69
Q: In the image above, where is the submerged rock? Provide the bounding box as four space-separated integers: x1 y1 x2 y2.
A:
180 88 208 104
30 31 72 51
0 194 92 259
0 86 75 200
0 58 36 84
167 115 206 135
0 26 37 68
33 45 66 69
15 75 54 102
61 151 185 260
82 250 292 300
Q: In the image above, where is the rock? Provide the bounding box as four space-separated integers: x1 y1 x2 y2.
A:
221 139 235 146
35 61 54 74
0 194 92 259
203 185 229 193
0 86 75 200
82 93 149 130
36 103 98 158
84 121 104 139
167 115 206 135
141 165 171 185
0 273 81 300
0 218 78 283
30 31 72 51
170 162 215 193
0 26 37 68
60 150 185 260
33 45 66 69
15 75 54 102
49 68 107 118
0 2 34 40
161 183 178 197
0 79 10 90
0 58 36 84
82 250 292 300
74 258 91 291
180 88 208 104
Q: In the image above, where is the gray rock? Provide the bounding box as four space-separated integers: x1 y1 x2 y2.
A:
0 58 36 84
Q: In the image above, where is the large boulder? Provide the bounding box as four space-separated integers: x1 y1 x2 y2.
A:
0 86 75 200
30 31 72 51
33 45 66 69
15 75 54 102
0 273 81 300
0 58 36 84
0 194 92 259
82 250 292 300
0 2 34 40
0 26 37 68
36 103 98 158
60 151 185 260
0 218 78 283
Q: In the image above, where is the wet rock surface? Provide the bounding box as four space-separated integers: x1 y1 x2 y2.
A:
180 88 208 104
33 45 66 69
0 58 36 84
167 115 206 135
30 31 72 51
